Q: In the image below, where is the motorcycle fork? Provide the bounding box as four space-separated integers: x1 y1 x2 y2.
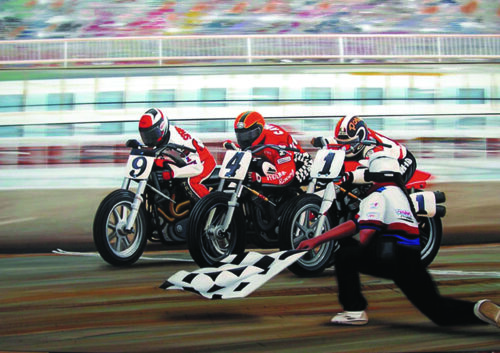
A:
297 178 335 238
123 172 178 232
206 179 243 233
306 177 317 194
125 180 147 232
121 177 131 190
314 182 337 236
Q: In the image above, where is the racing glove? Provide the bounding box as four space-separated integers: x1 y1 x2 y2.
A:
339 171 353 188
294 152 312 183
247 172 262 185
223 140 240 150
311 136 327 148
125 139 141 148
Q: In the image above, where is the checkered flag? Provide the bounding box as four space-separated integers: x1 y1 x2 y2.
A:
294 152 312 183
160 250 306 299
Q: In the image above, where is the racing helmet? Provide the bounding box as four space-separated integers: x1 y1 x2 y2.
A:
139 108 170 147
366 150 401 182
334 115 368 158
234 111 265 149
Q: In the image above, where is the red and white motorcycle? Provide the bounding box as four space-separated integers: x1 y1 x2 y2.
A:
279 139 446 276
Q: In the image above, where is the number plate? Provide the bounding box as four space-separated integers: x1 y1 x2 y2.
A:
310 149 345 179
219 150 252 180
125 149 155 180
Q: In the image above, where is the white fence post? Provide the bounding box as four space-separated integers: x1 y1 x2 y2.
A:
247 37 252 64
339 36 344 63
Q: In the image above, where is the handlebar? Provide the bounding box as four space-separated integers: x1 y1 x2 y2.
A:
157 143 196 154
126 140 194 167
361 138 392 149
312 137 391 150
245 144 301 154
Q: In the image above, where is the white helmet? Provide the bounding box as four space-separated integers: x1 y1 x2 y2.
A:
334 115 368 158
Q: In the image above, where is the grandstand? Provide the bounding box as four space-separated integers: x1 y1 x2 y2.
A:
0 1 499 178
0 0 499 40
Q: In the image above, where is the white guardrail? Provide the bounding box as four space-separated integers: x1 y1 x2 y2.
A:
1 34 500 67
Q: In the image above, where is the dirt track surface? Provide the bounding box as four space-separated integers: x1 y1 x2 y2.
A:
1 181 500 254
0 244 499 353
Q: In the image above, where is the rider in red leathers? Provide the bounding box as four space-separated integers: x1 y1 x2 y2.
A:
225 111 312 186
138 108 216 200
312 115 416 186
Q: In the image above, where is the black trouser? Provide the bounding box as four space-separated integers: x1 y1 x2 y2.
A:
334 237 483 326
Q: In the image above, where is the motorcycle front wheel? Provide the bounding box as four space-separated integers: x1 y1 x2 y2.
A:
187 191 246 267
418 215 442 267
279 194 336 277
93 189 148 266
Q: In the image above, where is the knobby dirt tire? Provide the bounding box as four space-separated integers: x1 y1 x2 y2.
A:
93 189 148 266
187 191 246 267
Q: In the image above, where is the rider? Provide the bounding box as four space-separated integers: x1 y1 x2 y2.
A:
312 115 416 186
297 151 500 328
137 108 216 200
224 110 312 186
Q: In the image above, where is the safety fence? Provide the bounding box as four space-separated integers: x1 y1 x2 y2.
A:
1 34 500 67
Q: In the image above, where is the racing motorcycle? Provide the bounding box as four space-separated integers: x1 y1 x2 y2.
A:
186 144 305 267
92 139 219 266
279 139 446 276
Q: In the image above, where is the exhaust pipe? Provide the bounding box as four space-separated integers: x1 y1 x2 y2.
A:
434 191 446 204
435 205 446 218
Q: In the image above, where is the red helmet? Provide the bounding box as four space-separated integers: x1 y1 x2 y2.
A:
139 108 170 147
234 111 265 149
334 115 367 158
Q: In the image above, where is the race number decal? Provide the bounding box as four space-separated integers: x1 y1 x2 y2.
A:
219 150 252 180
125 150 155 180
410 191 437 217
310 149 345 179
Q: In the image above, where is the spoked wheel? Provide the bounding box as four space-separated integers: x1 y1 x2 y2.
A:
187 191 246 267
93 189 148 266
418 216 442 267
279 194 336 277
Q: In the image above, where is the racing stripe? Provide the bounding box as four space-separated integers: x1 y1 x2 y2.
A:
238 111 252 124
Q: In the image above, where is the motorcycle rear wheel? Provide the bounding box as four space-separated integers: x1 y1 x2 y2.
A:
187 191 246 267
279 194 336 277
93 189 148 266
418 215 442 268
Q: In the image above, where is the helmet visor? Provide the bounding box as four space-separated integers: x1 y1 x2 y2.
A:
236 126 262 149
140 127 162 147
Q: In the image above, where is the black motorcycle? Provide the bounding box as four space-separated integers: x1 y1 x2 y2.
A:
92 139 219 266
186 144 305 267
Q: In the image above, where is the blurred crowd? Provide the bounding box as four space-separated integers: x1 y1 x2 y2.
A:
0 0 499 40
